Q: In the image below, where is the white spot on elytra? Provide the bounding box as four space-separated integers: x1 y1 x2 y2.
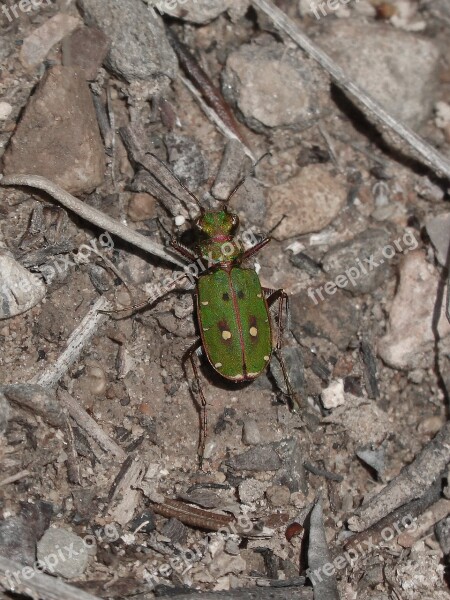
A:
222 330 232 340
249 327 258 337
215 362 222 368
201 301 209 306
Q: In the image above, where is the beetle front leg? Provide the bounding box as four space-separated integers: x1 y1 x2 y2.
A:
170 238 198 263
184 339 208 470
241 237 271 262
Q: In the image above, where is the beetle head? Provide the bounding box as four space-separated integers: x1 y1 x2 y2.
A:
195 209 239 239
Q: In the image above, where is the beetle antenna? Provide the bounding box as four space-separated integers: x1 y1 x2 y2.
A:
222 151 272 209
146 151 205 214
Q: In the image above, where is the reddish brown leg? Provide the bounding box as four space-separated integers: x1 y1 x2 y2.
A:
264 288 301 412
170 238 198 263
264 288 289 349
184 339 208 470
241 237 271 261
101 272 190 316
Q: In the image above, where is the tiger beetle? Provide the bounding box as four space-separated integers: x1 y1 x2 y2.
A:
118 154 301 468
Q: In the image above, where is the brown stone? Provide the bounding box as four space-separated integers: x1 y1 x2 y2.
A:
2 66 104 194
127 193 157 222
62 26 110 81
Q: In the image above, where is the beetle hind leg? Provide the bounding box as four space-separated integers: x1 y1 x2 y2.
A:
264 288 301 412
184 339 208 470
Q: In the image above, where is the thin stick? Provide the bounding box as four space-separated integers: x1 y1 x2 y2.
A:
57 388 126 461
0 470 31 487
0 555 102 600
0 174 185 267
30 296 111 389
251 0 450 181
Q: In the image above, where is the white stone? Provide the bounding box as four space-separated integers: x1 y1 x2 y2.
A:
321 379 345 409
0 102 12 120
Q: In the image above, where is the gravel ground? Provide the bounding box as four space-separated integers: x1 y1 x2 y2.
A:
0 1 450 599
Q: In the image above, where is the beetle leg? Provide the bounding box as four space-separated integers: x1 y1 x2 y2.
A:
264 288 289 349
264 288 301 412
241 237 271 261
101 273 192 316
184 339 208 470
170 238 198 263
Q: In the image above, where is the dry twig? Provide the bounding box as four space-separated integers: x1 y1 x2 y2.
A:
348 421 450 532
251 0 450 181
107 454 147 526
30 296 111 388
0 174 184 267
57 389 126 461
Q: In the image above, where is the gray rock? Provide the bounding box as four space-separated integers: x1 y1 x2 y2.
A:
291 289 361 351
238 479 267 503
435 516 450 555
222 41 328 132
266 165 347 239
150 0 248 24
2 66 104 195
20 14 82 68
425 213 450 266
165 133 208 193
273 438 307 494
242 418 261 445
270 345 304 398
265 484 291 507
0 38 13 62
226 444 282 471
322 229 392 295
317 21 440 127
212 139 251 201
77 0 176 86
0 393 10 434
378 251 450 369
37 528 89 578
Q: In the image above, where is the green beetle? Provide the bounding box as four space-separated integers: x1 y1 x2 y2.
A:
113 155 301 468
169 185 301 468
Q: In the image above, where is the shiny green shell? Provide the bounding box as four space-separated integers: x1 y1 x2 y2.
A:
197 267 272 381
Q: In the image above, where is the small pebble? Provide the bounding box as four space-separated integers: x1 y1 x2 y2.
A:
397 532 415 548
128 193 157 221
266 485 291 508
238 479 267 504
37 528 89 578
0 102 12 120
242 418 261 445
321 379 345 409
225 539 240 555
417 416 443 435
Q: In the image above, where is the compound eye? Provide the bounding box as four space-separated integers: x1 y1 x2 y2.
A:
230 214 240 230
